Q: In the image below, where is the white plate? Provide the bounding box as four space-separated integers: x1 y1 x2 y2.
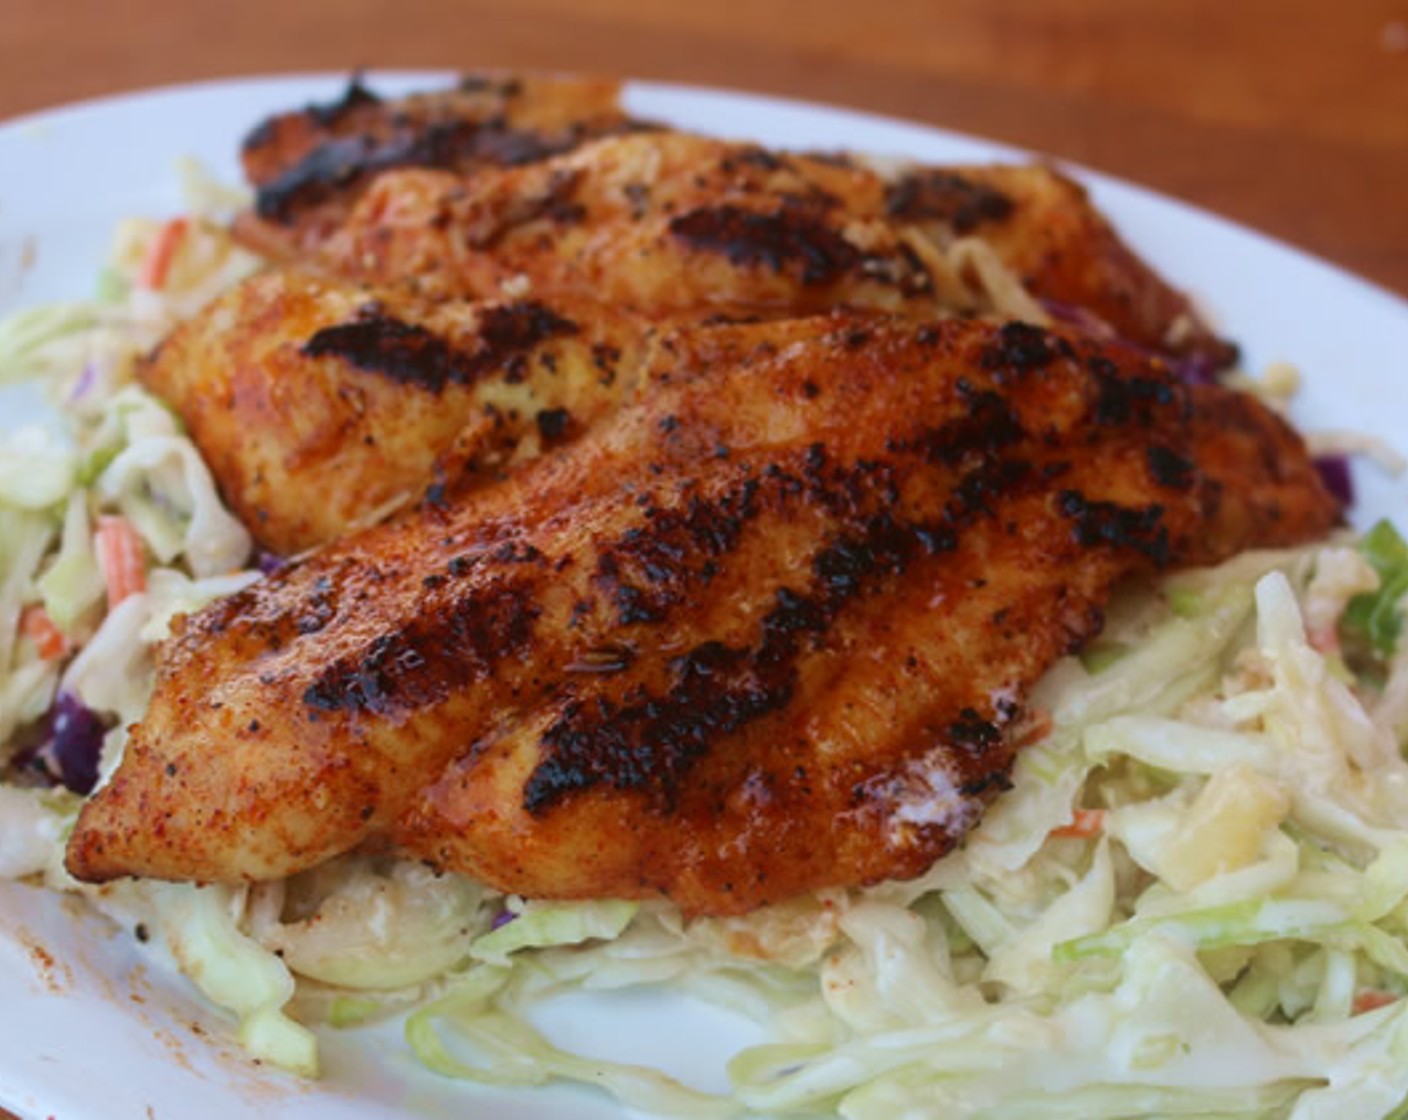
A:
2 71 1407 1120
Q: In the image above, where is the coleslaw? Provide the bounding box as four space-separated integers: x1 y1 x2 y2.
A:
4 175 1408 1119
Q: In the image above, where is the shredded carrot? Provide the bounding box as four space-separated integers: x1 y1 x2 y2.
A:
19 604 70 660
1015 708 1053 747
1353 990 1399 1015
1050 808 1106 840
95 515 147 607
136 217 189 291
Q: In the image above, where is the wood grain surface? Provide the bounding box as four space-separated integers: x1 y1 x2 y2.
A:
0 2 1405 1118
3 0 1407 299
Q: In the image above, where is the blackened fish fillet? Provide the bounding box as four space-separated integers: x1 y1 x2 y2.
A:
237 72 642 257
141 268 660 555
66 316 1337 914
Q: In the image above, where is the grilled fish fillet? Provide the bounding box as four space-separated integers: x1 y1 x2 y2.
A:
237 72 640 257
66 316 1338 914
141 269 661 556
316 133 956 317
312 129 1231 364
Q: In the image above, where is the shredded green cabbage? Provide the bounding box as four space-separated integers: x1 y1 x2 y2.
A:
152 881 319 1076
1345 521 1408 655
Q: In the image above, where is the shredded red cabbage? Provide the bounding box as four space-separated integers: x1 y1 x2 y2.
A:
490 908 517 931
49 691 108 795
1039 299 1118 343
1165 352 1220 386
67 361 98 404
256 550 286 575
1314 454 1355 508
1039 300 1223 385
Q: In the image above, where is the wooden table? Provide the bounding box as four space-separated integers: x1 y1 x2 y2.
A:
0 2 1405 1118
3 0 1407 300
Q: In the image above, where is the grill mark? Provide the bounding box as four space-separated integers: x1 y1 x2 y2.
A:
526 506 942 813
979 321 1069 374
525 426 1055 814
798 444 911 524
884 169 1016 234
891 383 1026 466
242 118 281 157
592 476 765 627
1147 444 1196 490
241 77 383 154
306 75 383 128
668 202 862 285
1088 354 1183 426
253 118 623 224
590 446 927 633
1058 489 1170 566
525 643 792 812
947 459 1035 520
947 708 1004 757
302 581 538 716
456 166 589 250
300 301 579 393
187 552 367 647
